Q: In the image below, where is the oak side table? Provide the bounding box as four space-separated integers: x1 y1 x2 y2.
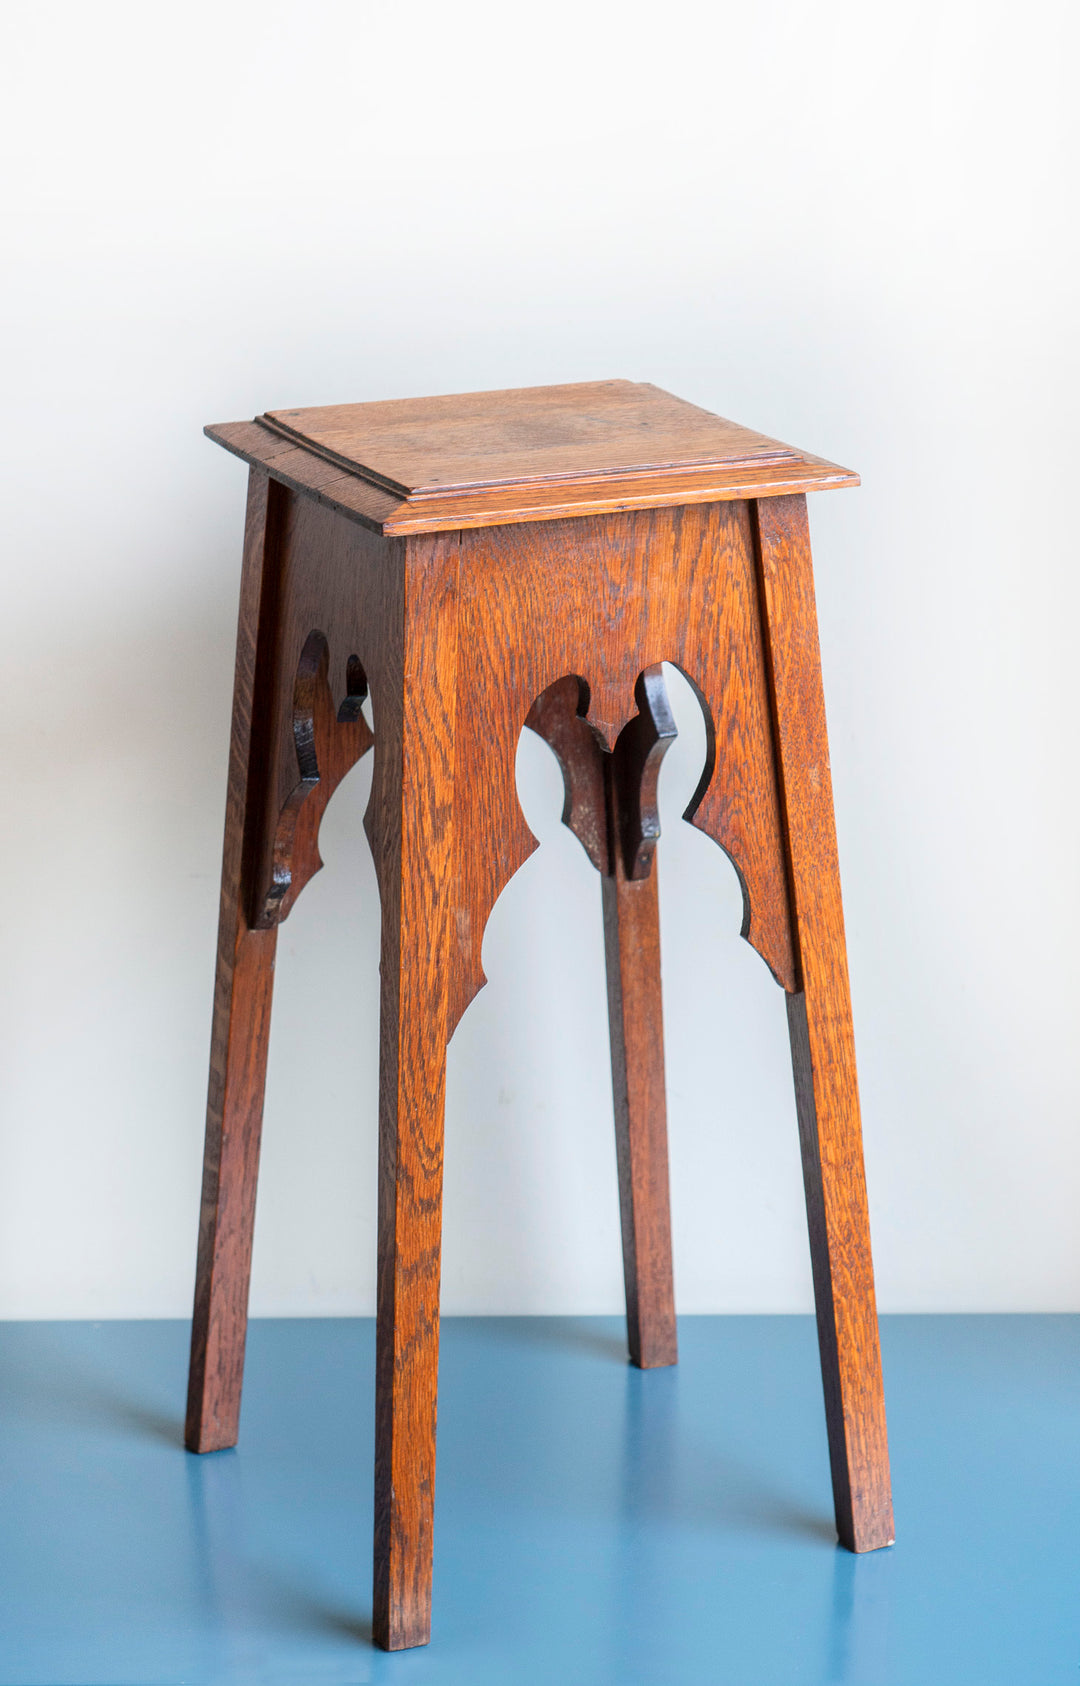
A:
186 380 894 1651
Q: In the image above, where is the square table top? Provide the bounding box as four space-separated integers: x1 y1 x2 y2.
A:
207 379 857 535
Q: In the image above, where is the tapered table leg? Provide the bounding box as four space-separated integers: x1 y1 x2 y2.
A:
186 470 281 1453
603 827 677 1370
371 539 458 1651
527 669 679 1371
198 384 889 1648
754 494 894 1552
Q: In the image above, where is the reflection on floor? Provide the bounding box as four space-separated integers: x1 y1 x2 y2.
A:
0 1315 1076 1684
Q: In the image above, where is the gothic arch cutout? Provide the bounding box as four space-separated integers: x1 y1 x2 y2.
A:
252 628 374 928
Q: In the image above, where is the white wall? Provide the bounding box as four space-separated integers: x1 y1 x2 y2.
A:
1 0 1077 1318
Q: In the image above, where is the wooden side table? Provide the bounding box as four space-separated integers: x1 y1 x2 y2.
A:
186 380 894 1650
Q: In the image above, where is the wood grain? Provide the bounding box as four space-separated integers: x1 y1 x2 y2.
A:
186 468 282 1452
603 669 678 1368
448 500 795 1035
524 675 609 873
205 378 857 537
188 481 458 1646
526 670 678 1368
611 666 677 880
193 386 891 1651
371 532 460 1650
752 493 894 1552
187 486 403 1456
253 629 374 927
264 380 798 494
604 862 676 1370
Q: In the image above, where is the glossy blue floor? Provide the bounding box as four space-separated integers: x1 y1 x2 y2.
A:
0 1315 1076 1684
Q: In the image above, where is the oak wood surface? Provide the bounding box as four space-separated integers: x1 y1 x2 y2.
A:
525 670 678 1368
602 672 679 1369
206 379 857 536
524 676 608 873
447 500 796 1035
370 532 460 1651
604 862 677 1370
186 482 453 1646
191 392 891 1651
186 469 282 1453
753 494 894 1552
187 485 404 1458
253 629 373 927
264 380 799 494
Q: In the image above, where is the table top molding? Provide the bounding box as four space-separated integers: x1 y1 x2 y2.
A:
206 379 857 535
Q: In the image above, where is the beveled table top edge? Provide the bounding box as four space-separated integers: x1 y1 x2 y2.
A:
204 417 859 536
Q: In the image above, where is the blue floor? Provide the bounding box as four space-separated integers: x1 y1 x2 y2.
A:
0 1316 1077 1684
